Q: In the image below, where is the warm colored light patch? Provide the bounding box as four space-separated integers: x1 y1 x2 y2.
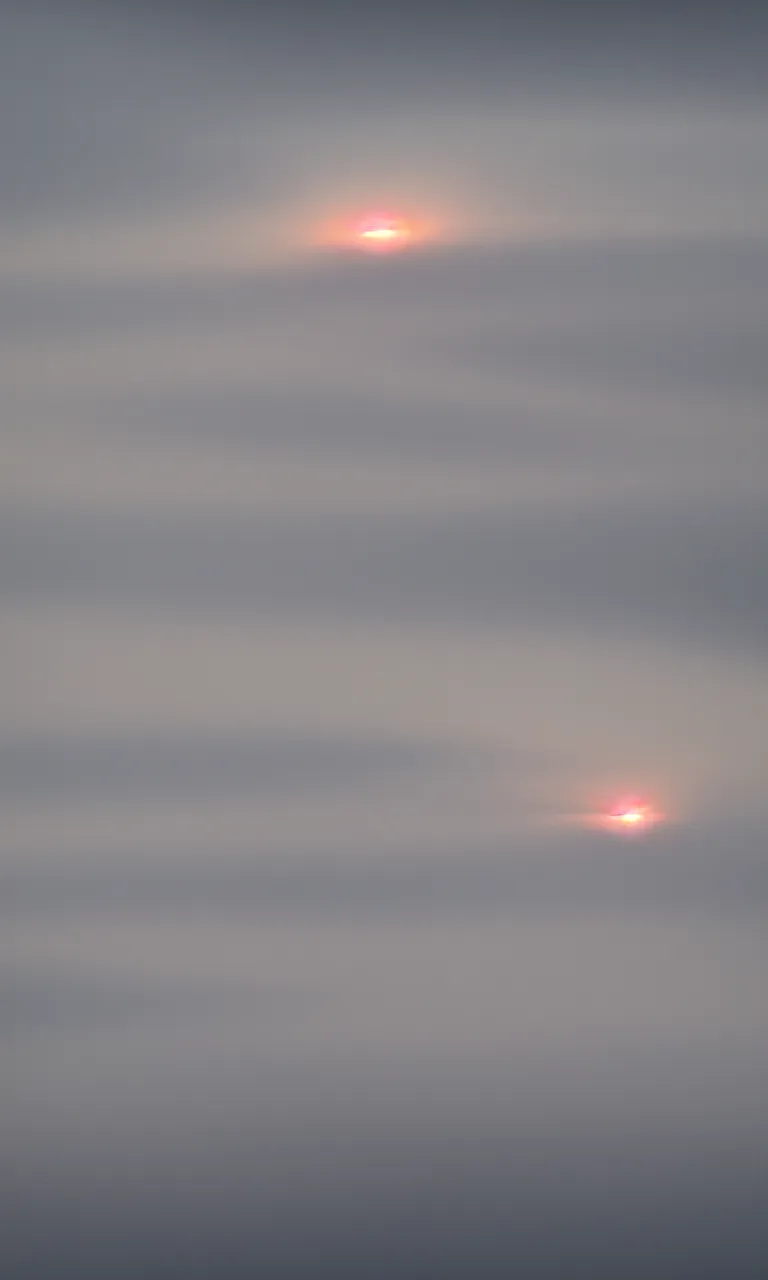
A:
360 226 398 244
314 206 443 255
578 792 665 835
606 799 660 835
616 808 646 826
355 213 412 252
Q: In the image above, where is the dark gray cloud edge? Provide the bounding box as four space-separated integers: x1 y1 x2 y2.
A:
82 0 768 97
5 1081 768 1280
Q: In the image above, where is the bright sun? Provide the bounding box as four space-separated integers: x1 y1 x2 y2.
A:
606 800 660 834
355 213 413 252
577 793 665 836
617 809 646 825
315 206 437 255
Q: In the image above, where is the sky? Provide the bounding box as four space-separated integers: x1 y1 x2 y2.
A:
3 2 768 1277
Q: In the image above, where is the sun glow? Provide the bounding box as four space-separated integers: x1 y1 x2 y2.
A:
315 207 429 254
576 792 666 836
605 799 661 835
355 214 412 251
616 808 647 826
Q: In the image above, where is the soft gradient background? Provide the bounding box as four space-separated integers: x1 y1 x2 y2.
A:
3 2 767 1276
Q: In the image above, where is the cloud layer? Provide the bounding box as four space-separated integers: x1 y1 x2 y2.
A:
4 4 767 1277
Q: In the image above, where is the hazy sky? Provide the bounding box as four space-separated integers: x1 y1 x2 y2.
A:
3 3 768 1277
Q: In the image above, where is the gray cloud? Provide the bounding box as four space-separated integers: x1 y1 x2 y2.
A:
4 9 767 1277
4 244 766 655
1 971 306 1036
7 1090 767 1280
4 237 766 343
3 0 766 246
73 0 768 98
6 1165 767 1280
0 5 285 228
0 732 477 803
5 824 768 918
6 492 766 654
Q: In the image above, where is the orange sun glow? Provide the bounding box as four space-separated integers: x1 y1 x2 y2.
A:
355 214 412 252
317 209 423 254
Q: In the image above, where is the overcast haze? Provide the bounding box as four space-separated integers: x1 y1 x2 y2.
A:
3 2 768 1277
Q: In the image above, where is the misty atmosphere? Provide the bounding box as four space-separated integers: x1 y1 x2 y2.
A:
3 2 767 1276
